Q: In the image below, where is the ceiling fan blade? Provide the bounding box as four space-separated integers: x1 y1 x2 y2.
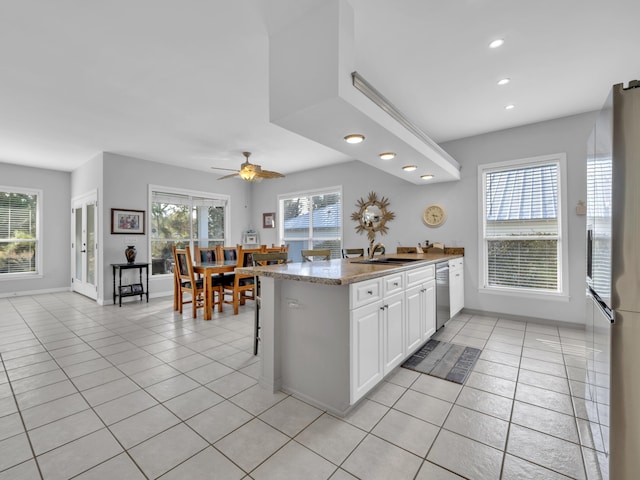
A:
255 170 285 179
211 151 283 181
216 172 240 180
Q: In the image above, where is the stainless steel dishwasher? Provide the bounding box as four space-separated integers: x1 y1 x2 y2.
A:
435 261 450 330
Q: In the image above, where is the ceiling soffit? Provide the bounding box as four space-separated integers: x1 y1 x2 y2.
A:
268 0 460 185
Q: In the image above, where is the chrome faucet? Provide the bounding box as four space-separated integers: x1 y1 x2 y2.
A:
368 242 385 259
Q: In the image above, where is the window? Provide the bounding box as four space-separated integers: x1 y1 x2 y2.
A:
149 187 229 275
479 154 567 296
279 187 342 261
0 187 42 277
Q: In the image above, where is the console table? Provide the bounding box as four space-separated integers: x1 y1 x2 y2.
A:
112 263 150 306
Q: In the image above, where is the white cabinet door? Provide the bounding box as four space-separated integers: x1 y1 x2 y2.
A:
423 279 436 340
449 259 464 317
383 292 405 374
350 300 384 402
405 284 423 353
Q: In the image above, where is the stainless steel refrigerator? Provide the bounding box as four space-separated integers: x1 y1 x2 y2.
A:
586 80 640 479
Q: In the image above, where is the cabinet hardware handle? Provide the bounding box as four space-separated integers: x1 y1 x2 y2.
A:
380 306 385 311
367 290 373 295
393 282 399 286
456 274 460 277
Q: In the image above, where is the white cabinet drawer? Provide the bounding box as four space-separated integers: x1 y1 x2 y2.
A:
406 265 435 287
350 278 382 309
383 273 404 296
449 258 464 270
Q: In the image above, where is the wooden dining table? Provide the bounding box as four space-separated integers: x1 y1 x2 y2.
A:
193 260 237 320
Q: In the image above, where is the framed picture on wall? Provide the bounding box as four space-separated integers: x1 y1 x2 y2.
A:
263 212 275 229
111 208 146 234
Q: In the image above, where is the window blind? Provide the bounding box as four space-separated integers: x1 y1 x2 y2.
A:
280 189 342 261
484 162 560 291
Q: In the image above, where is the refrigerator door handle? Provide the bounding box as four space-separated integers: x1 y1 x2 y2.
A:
586 228 593 281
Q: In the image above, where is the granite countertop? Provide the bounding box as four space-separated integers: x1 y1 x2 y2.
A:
236 253 463 285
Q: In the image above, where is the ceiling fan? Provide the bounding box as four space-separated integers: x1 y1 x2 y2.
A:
211 151 285 183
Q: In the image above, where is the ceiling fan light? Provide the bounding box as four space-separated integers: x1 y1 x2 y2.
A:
379 152 396 160
344 134 365 144
402 165 417 172
239 169 255 181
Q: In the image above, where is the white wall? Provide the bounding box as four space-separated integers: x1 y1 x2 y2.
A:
252 111 596 324
101 153 251 303
251 160 410 251
0 162 71 296
71 153 103 199
438 112 595 324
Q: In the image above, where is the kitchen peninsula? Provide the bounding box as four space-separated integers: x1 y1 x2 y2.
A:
238 253 463 415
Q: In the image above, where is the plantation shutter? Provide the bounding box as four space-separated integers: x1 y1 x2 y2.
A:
484 163 560 291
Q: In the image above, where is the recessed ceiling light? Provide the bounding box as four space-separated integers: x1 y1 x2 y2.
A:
421 174 434 180
344 134 365 144
489 38 504 49
402 165 417 172
379 152 396 160
505 104 515 110
497 78 510 86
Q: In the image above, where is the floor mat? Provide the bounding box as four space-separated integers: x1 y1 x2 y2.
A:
401 339 481 384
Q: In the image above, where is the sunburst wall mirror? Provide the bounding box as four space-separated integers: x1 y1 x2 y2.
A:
351 192 395 242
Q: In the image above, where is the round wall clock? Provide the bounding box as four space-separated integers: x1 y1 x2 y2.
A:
423 204 447 227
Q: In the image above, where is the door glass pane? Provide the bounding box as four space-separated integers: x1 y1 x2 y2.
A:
86 203 95 285
75 207 82 280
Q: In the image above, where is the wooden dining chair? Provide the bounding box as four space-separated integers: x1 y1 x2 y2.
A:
220 245 239 262
251 252 288 355
342 248 365 258
263 244 288 253
172 246 206 318
223 246 263 315
194 245 222 264
193 245 225 313
301 249 331 262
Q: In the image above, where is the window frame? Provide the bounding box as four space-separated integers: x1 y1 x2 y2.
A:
148 185 231 276
277 185 343 259
0 186 43 280
477 153 569 299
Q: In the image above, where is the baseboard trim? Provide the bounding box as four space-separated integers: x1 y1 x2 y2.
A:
0 287 71 299
460 308 584 330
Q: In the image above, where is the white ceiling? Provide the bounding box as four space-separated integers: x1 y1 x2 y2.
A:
1 0 638 177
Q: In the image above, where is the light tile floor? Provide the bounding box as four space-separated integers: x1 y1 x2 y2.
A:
0 294 609 479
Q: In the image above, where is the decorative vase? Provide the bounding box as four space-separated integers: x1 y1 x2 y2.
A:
125 245 137 264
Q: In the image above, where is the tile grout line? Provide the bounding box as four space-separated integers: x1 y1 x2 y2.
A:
0 345 45 478
7 301 152 480
497 314 525 479
3 295 598 479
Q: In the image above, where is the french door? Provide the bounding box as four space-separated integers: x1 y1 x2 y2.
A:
72 191 98 299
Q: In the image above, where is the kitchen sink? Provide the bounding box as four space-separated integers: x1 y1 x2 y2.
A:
350 257 421 265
